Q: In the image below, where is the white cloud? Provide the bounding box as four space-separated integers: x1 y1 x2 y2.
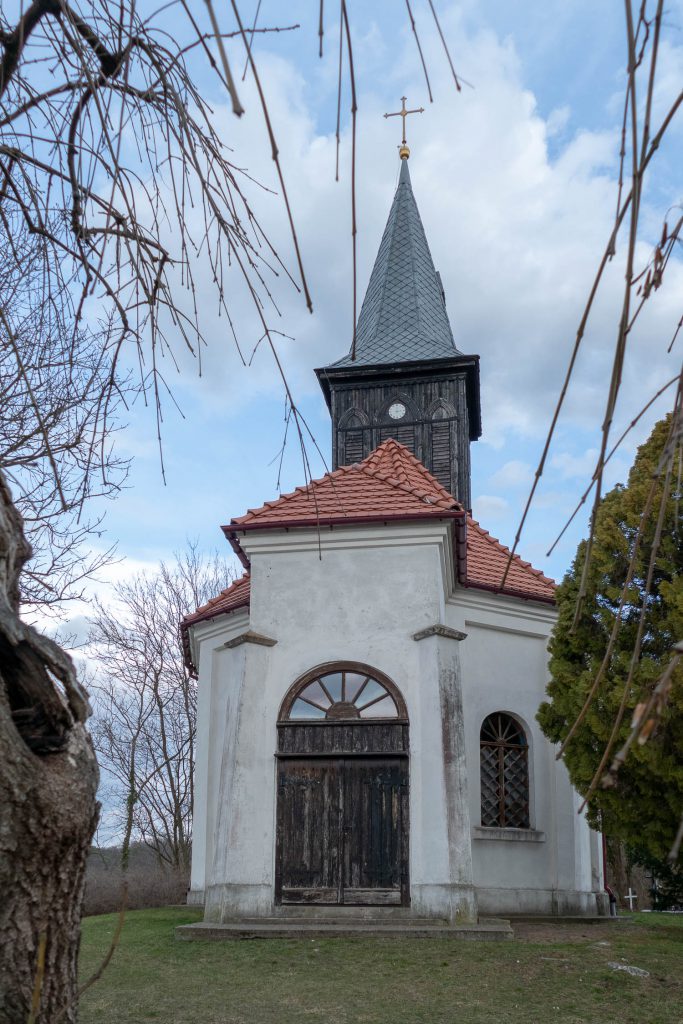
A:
30 551 170 642
650 39 683 138
550 448 600 479
62 6 682 588
546 105 571 138
489 460 533 488
473 494 509 520
139 24 679 453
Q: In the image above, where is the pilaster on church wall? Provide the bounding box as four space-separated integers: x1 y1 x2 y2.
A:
412 627 477 922
189 610 249 909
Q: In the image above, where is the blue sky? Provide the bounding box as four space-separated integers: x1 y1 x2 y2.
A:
57 0 683 627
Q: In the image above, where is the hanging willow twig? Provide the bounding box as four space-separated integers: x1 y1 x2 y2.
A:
341 0 358 360
405 0 433 103
546 374 679 557
501 0 682 595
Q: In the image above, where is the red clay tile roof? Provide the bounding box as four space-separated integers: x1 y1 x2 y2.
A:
183 442 555 673
183 573 251 627
227 439 460 536
181 574 250 674
464 517 556 602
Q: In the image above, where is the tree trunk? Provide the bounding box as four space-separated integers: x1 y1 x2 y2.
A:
0 471 99 1024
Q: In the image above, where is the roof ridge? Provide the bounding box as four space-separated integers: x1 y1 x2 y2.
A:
368 468 454 508
361 439 457 505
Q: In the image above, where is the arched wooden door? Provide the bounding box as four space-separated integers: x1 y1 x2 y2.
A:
275 664 409 907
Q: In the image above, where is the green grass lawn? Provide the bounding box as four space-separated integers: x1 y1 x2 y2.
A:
79 908 683 1024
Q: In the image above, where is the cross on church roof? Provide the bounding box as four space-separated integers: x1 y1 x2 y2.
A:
384 95 424 159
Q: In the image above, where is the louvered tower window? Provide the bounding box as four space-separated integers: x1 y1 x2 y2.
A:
343 430 364 464
340 412 366 465
430 407 452 494
480 713 530 828
378 424 415 450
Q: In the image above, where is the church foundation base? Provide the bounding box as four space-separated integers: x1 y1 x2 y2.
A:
204 883 274 921
203 883 479 924
475 887 609 918
176 916 512 941
411 883 478 924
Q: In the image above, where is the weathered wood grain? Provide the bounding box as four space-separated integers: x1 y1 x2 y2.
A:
276 732 409 907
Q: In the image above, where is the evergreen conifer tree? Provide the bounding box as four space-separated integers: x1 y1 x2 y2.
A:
538 415 683 867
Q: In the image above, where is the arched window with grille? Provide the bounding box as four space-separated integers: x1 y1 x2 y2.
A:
480 713 530 828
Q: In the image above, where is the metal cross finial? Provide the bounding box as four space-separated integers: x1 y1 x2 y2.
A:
384 95 424 153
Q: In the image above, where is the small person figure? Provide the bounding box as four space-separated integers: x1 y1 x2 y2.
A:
605 883 618 917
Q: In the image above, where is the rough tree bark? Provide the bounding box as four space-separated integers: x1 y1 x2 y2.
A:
0 470 99 1024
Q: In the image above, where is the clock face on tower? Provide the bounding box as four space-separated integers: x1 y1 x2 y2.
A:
388 402 407 420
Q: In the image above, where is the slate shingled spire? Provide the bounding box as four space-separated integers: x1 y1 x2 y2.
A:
316 152 480 510
331 159 460 367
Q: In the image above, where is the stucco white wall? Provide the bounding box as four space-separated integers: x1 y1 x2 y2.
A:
189 520 605 920
447 589 604 915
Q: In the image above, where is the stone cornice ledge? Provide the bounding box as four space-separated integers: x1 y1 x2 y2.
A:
220 631 277 650
472 826 546 843
413 624 467 642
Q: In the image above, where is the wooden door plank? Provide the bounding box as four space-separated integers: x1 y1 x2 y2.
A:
276 737 410 908
341 758 408 905
281 888 339 905
276 759 340 901
341 888 402 906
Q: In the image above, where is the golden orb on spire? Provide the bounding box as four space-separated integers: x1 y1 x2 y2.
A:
399 144 410 160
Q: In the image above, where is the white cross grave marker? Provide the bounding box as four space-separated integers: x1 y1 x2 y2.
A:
625 888 638 910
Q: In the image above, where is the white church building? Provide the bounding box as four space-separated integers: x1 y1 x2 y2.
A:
181 151 607 926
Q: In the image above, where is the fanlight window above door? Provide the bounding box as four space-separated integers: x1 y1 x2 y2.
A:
287 669 400 721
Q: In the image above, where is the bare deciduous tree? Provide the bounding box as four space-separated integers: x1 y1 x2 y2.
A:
0 3 300 1019
0 0 463 1014
0 225 128 611
89 546 233 874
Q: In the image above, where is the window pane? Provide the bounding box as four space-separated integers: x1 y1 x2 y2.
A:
359 695 397 718
290 699 326 719
480 713 526 746
480 713 529 828
344 673 368 702
321 672 343 702
301 681 331 708
480 715 498 742
355 678 386 707
507 722 526 746
480 746 500 826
